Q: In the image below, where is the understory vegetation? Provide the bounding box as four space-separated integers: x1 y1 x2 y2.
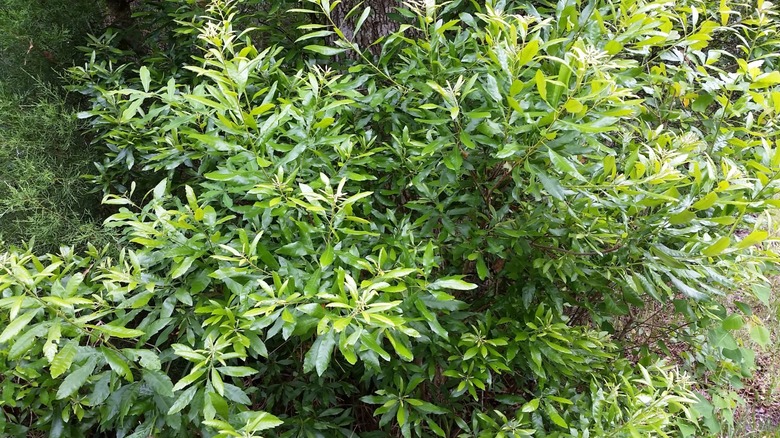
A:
1 0 780 436
0 0 114 250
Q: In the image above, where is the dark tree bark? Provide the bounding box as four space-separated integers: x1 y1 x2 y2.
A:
105 0 133 28
330 0 399 55
104 0 146 52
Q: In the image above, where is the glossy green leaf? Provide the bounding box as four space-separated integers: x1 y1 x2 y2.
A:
303 331 336 376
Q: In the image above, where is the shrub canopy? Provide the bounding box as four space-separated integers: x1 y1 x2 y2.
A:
1 0 780 436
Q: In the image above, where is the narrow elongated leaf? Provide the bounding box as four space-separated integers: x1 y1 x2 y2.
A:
56 358 97 399
139 66 151 92
320 244 335 268
386 331 413 361
535 70 547 102
51 339 78 378
211 368 224 396
101 347 133 381
522 398 540 412
430 278 477 290
8 323 47 360
304 45 347 56
0 310 37 343
91 324 144 339
303 331 336 376
702 236 730 257
168 385 198 415
353 7 371 36
143 369 174 398
172 368 206 392
245 411 284 432
295 30 334 42
736 230 768 249
43 321 61 362
216 366 258 377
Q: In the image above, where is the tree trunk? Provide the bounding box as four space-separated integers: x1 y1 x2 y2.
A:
105 0 146 52
331 0 398 55
105 0 133 28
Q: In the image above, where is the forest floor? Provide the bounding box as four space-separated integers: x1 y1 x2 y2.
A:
728 277 780 437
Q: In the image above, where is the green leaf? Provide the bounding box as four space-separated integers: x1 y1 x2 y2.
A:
140 66 151 92
692 192 717 210
519 40 540 65
168 385 198 415
172 368 206 392
132 349 162 370
56 358 97 399
430 278 477 290
750 325 770 347
535 70 547 102
548 149 585 181
216 366 258 377
538 172 565 200
43 320 61 362
245 411 284 433
143 369 174 398
702 236 730 257
476 256 488 281
522 398 540 412
303 331 336 376
360 331 391 361
752 283 771 306
605 40 623 54
64 273 84 297
295 30 335 42
564 99 583 113
691 93 714 112
736 230 768 249
304 45 348 56
547 407 568 428
223 383 251 405
709 328 738 350
211 367 224 396
342 191 373 206
386 331 413 361
320 244 335 268
8 323 47 360
51 339 78 378
484 74 501 102
101 347 133 381
91 324 144 339
668 274 706 300
411 400 448 415
751 71 780 89
353 7 372 36
171 256 195 279
722 314 744 331
0 310 38 343
669 210 696 225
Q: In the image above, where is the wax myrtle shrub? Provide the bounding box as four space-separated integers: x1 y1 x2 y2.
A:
2 0 780 436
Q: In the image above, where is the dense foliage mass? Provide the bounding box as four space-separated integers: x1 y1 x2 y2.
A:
1 0 780 436
0 0 112 250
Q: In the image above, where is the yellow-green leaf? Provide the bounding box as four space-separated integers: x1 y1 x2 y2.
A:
535 70 547 102
702 236 730 257
736 230 768 249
